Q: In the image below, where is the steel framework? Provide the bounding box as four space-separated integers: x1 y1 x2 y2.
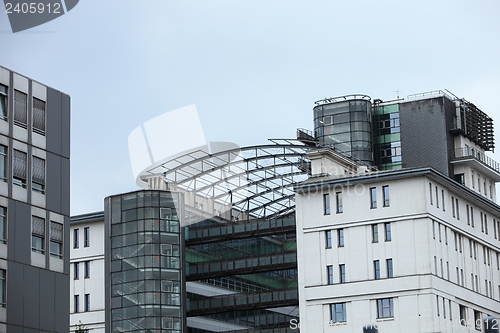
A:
140 143 317 220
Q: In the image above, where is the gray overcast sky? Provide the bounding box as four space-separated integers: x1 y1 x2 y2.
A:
2 0 500 215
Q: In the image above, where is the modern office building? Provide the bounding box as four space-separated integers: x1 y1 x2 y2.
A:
295 91 500 332
70 90 499 333
0 66 71 332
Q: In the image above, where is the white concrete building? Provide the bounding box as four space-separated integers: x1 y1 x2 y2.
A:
295 153 500 332
70 212 106 332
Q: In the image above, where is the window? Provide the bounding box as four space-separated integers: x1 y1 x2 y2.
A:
456 198 460 219
474 310 481 331
455 173 465 185
484 215 488 234
377 298 394 318
74 295 80 313
467 205 470 225
325 230 332 248
429 183 433 205
74 229 79 248
0 269 5 308
32 97 46 135
14 90 27 128
471 207 474 227
374 260 380 279
84 227 90 247
436 295 440 316
84 261 90 278
161 280 173 292
449 300 452 320
32 156 45 194
432 220 436 239
459 305 467 325
13 149 27 187
372 224 378 243
339 264 346 283
435 186 439 208
327 265 333 285
383 186 390 207
85 294 90 312
370 188 377 209
472 171 475 189
442 190 445 211
452 196 455 218
338 229 344 247
162 317 174 329
0 145 6 182
336 192 343 213
384 223 391 241
323 193 330 215
50 221 63 258
0 84 7 120
31 216 45 254
0 206 5 244
74 262 80 280
387 259 393 278
330 303 347 323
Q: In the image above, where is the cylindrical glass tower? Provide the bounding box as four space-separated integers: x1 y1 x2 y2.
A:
313 95 373 164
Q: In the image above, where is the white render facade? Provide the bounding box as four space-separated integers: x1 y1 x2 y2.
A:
70 212 106 332
295 154 500 332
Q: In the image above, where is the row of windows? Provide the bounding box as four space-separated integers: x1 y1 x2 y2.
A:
0 144 46 193
330 298 394 323
74 294 90 313
325 223 391 248
326 259 393 284
470 169 494 200
73 227 90 248
73 261 91 279
323 186 390 215
31 215 63 258
0 84 46 134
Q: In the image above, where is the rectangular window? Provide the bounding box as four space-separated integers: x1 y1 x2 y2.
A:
459 305 467 325
484 215 488 234
0 84 7 120
383 185 390 207
323 193 330 215
442 190 445 211
474 310 481 331
49 221 63 259
436 295 440 316
0 145 6 182
84 261 90 278
31 216 45 254
13 149 27 187
452 196 455 218
14 90 27 128
327 265 333 285
467 204 470 225
325 230 332 248
370 187 377 209
32 97 46 135
429 183 433 205
481 213 484 232
456 198 460 219
74 228 79 248
435 186 439 208
84 227 90 247
449 300 452 320
471 207 474 227
339 264 346 283
384 223 391 241
387 259 393 278
372 224 378 243
32 156 45 194
374 260 380 279
336 192 343 213
74 262 80 280
74 295 80 313
377 298 394 318
338 229 344 247
432 220 435 239
0 206 6 244
330 303 346 323
85 294 90 312
0 269 5 308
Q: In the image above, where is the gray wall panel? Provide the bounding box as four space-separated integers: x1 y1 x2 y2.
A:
61 93 70 159
61 157 70 216
46 88 62 156
13 201 30 264
23 266 40 329
54 272 69 333
6 262 24 327
400 97 450 176
45 152 61 214
6 324 23 333
39 270 55 332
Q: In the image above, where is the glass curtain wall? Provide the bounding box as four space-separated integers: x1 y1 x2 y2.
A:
107 190 184 333
372 103 402 170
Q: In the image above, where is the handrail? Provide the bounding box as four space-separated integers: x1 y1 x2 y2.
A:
453 147 500 173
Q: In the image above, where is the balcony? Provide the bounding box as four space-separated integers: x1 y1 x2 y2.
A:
451 147 500 181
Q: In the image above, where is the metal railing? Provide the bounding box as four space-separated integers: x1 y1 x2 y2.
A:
453 147 500 174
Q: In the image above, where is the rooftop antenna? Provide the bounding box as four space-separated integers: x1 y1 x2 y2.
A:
394 86 401 99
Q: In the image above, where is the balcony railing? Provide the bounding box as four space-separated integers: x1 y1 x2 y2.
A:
453 147 500 174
